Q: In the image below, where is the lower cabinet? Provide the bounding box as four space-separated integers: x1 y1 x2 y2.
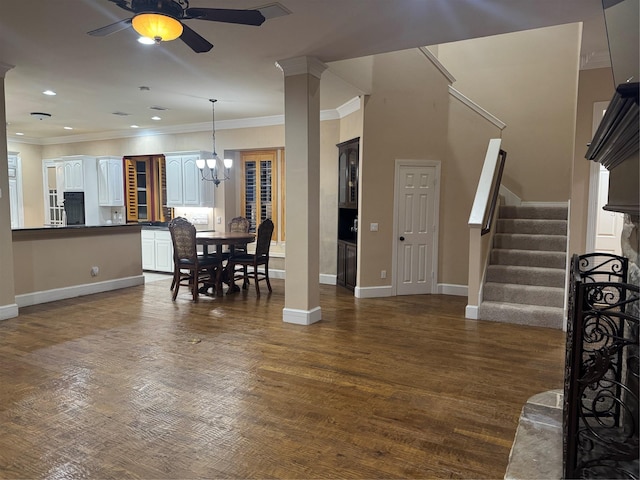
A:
141 229 174 273
337 240 357 290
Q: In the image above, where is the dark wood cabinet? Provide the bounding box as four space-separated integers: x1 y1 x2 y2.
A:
337 240 357 290
337 137 359 291
338 138 359 209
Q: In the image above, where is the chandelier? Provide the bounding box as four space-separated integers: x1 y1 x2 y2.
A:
196 99 233 186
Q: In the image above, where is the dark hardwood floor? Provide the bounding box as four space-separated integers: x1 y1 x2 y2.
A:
0 277 566 479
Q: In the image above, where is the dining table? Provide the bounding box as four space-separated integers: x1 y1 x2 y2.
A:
196 231 256 295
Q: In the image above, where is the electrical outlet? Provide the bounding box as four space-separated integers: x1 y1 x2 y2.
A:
370 223 379 232
381 270 387 279
90 266 99 277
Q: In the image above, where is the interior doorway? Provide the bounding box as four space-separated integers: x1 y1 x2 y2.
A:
393 160 440 295
586 101 624 255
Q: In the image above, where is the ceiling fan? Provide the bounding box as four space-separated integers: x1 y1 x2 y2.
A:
88 0 266 53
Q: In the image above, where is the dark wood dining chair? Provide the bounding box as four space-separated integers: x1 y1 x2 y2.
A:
168 217 222 301
228 218 274 295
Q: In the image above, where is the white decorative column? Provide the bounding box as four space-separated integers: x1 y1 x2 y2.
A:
0 62 18 320
277 56 326 325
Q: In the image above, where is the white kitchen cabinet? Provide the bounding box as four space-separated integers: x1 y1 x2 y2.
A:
165 151 214 208
141 229 174 273
7 152 23 228
97 156 124 206
63 158 84 191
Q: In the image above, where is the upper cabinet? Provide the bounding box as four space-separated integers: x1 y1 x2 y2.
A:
97 156 124 207
63 157 85 191
165 151 214 208
338 138 359 209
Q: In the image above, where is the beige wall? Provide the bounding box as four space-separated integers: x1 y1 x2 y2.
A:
569 67 615 256
442 97 503 285
12 227 142 295
437 23 582 202
360 48 451 288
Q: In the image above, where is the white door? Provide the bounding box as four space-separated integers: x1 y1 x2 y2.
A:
595 165 623 255
395 163 438 295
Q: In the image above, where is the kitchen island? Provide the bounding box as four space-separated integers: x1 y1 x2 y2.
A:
12 223 144 308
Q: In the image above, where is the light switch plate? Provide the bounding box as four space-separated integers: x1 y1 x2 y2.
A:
370 222 379 232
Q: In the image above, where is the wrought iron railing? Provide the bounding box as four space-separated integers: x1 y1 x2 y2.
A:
564 253 639 479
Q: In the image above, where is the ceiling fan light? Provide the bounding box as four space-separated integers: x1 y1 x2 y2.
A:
132 13 183 42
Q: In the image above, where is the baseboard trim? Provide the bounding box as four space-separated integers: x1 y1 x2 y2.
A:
0 303 19 321
437 283 468 296
355 285 394 298
282 306 322 325
320 274 336 285
466 305 479 319
15 275 145 308
269 269 285 280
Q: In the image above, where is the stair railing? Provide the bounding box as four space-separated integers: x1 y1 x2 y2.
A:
466 138 507 319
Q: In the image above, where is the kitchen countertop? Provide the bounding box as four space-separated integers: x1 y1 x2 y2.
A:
12 223 143 232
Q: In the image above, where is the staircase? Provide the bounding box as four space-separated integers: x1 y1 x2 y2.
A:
479 204 568 329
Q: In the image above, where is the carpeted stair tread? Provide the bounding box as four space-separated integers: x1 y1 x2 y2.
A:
499 205 568 220
486 265 565 288
497 219 567 235
490 249 566 269
493 233 567 252
483 282 564 308
479 301 564 329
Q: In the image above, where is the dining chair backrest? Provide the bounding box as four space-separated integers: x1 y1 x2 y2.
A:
169 217 197 263
255 219 274 259
229 216 250 233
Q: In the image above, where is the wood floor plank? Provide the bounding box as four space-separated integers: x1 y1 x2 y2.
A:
0 278 565 479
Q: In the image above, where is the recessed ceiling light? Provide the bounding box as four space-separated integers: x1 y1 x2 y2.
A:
151 116 161 121
63 126 73 130
130 125 140 128
43 90 57 96
138 37 155 45
15 132 24 136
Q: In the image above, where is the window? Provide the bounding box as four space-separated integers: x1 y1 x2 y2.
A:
240 149 285 241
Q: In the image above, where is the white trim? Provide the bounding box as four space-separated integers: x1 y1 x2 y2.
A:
320 274 336 285
354 285 393 298
0 303 19 321
469 139 503 227
282 306 322 325
465 304 479 320
276 56 327 79
8 151 24 228
580 51 611 70
392 159 441 296
449 86 507 130
417 47 456 84
336 97 361 118
268 268 285 279
15 275 145 308
11 107 351 146
437 283 468 296
0 62 14 77
499 185 522 206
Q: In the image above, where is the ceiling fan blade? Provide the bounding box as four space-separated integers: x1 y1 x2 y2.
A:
180 23 214 53
185 8 265 26
88 18 132 36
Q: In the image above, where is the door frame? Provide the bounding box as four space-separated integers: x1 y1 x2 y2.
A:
586 100 609 252
392 159 441 296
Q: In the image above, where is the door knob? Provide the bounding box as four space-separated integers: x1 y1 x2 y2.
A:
399 236 405 241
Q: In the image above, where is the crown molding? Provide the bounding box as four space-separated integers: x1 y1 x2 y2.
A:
449 86 506 130
580 51 612 70
418 47 456 84
8 98 362 146
0 62 14 77
276 56 328 79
